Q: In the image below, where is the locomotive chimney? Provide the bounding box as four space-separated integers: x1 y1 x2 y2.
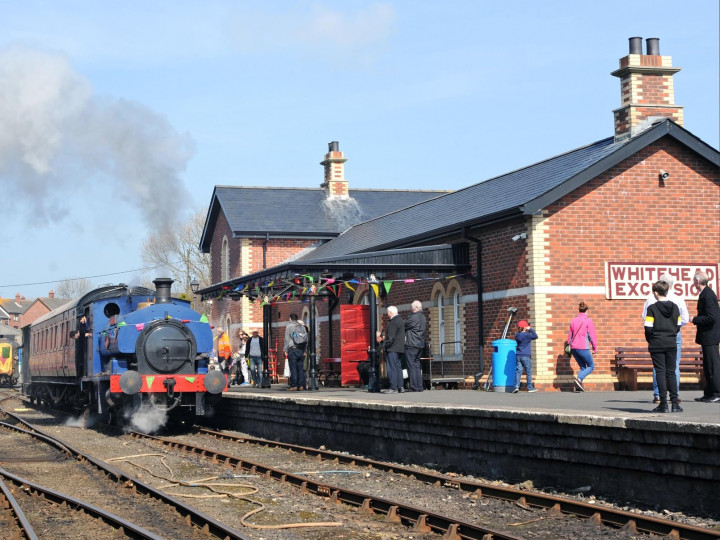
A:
153 277 174 304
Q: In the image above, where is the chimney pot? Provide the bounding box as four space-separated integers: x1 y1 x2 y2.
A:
328 141 339 152
49 290 55 299
15 293 20 303
646 38 660 56
629 37 643 54
153 277 174 304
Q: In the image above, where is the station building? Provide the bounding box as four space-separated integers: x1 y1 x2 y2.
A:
200 38 719 391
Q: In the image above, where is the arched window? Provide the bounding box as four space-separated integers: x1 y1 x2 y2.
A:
437 294 445 350
221 236 229 282
453 290 461 354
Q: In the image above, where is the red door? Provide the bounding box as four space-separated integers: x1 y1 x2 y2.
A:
340 305 370 385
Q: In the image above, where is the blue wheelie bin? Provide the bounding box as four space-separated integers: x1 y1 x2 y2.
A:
491 339 516 392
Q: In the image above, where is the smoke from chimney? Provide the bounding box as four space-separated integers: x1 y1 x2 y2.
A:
0 46 193 230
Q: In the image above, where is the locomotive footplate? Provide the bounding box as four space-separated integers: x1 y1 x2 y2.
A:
110 373 227 394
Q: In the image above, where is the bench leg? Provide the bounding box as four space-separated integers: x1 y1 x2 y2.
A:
629 372 638 391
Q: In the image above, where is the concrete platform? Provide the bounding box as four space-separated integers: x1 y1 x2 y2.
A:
223 385 720 426
210 385 720 516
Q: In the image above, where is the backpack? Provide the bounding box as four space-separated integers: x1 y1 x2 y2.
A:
291 323 308 346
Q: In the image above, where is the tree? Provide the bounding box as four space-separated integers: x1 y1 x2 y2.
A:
56 278 94 299
140 208 211 299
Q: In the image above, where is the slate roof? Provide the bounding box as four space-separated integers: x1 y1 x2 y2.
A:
36 297 72 311
296 120 720 262
0 299 30 316
200 187 448 252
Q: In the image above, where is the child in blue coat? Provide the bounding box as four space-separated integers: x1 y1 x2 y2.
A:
514 320 538 393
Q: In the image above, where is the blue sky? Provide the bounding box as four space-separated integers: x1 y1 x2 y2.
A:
1 0 718 300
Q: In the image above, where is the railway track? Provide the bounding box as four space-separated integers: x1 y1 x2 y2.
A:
0 395 251 540
3 390 718 539
128 427 720 540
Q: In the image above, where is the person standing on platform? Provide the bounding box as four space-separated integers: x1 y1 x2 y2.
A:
215 328 232 378
513 319 538 393
689 271 720 403
381 306 405 394
404 300 427 392
245 329 265 387
644 281 682 413
642 273 689 403
567 301 597 392
233 331 250 386
284 314 307 391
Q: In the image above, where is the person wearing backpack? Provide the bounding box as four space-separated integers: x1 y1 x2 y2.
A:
244 329 265 387
284 313 307 391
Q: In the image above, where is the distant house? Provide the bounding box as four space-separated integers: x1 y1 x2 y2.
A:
199 143 449 336
0 291 70 330
201 38 718 391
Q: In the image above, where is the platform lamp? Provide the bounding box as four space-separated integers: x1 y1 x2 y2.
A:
190 278 199 312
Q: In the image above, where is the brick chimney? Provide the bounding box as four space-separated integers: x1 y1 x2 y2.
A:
15 293 20 303
612 37 683 142
49 290 55 299
320 141 349 198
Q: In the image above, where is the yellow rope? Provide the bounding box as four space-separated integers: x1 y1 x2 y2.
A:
110 455 342 529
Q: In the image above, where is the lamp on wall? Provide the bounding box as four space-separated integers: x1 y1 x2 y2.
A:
659 170 669 187
512 232 527 242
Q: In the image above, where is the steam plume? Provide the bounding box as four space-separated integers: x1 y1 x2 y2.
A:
0 45 193 229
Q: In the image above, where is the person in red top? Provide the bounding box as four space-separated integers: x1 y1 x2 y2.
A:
567 301 598 392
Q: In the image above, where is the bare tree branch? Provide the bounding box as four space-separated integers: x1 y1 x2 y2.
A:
55 278 94 299
140 208 211 298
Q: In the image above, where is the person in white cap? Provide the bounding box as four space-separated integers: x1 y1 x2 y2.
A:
642 273 689 403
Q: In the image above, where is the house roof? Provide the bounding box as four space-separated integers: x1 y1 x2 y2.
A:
199 187 448 252
295 120 719 261
0 299 31 316
35 297 72 311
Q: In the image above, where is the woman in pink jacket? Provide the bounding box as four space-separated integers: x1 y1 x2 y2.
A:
567 301 598 391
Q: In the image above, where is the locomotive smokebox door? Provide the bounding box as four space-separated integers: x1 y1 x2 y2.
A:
136 319 197 375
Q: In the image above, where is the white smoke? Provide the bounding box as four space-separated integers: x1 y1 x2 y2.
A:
126 400 169 434
322 196 364 232
0 45 193 230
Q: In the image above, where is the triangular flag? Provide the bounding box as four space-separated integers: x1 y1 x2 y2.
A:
345 282 355 292
371 284 379 297
200 314 208 323
383 281 392 294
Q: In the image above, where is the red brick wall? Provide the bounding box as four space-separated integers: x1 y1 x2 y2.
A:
21 302 51 327
543 137 719 388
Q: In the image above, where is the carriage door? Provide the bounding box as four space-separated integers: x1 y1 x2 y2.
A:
340 305 370 386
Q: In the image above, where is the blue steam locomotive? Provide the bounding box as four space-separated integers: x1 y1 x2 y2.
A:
21 278 225 425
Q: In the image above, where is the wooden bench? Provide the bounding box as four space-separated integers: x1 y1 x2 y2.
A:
319 358 341 387
614 347 704 391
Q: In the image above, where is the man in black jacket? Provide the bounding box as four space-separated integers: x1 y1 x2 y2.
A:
644 281 681 413
381 306 405 394
404 300 427 392
690 271 720 403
